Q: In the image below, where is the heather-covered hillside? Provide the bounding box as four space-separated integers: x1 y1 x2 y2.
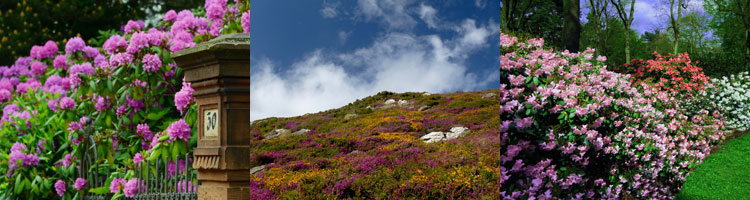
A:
247 90 500 199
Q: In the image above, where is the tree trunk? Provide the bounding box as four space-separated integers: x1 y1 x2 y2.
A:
675 0 683 54
501 0 509 32
746 28 750 70
563 0 581 53
625 29 631 62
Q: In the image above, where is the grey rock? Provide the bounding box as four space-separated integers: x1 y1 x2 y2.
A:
423 92 431 96
446 127 469 139
418 105 431 111
482 93 497 99
384 99 397 105
264 128 291 140
397 99 408 106
420 132 446 143
292 129 310 135
344 113 359 120
250 165 266 176
420 126 469 143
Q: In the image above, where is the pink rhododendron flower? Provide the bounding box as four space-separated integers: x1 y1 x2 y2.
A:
123 20 145 33
142 53 162 72
65 37 86 54
127 32 151 54
242 11 250 33
73 178 87 190
596 55 607 62
110 178 125 193
205 0 228 20
166 119 191 142
55 180 66 197
110 52 134 67
174 78 194 113
59 97 76 110
30 61 46 75
508 74 525 86
103 34 128 54
123 178 140 197
53 54 69 69
164 10 177 21
0 89 10 103
133 152 144 164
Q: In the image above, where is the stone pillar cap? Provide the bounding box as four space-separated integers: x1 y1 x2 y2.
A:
172 33 249 60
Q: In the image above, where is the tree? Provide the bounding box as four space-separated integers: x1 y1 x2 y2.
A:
610 0 636 62
500 0 567 49
585 0 611 56
706 0 750 69
667 0 687 54
679 12 709 54
563 0 581 52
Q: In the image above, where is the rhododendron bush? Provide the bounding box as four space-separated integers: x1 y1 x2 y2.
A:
500 33 724 199
0 0 249 199
614 52 711 97
685 72 750 130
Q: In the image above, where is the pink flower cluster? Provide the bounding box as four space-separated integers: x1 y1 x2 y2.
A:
123 178 144 197
166 119 191 143
8 142 39 170
499 32 724 199
242 11 250 33
29 41 59 59
174 78 195 114
54 180 66 197
109 177 125 193
73 178 87 191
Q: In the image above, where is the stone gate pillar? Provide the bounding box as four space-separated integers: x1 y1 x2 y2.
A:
173 33 251 200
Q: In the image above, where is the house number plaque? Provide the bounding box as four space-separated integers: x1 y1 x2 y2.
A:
204 109 218 137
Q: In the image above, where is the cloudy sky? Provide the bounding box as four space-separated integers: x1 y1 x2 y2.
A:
250 0 500 121
580 0 709 36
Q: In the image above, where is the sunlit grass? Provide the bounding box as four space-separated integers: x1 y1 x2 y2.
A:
677 131 750 200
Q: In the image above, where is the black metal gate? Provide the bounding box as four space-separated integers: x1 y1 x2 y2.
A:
79 121 198 200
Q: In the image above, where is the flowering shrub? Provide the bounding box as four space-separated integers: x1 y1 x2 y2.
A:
0 1 249 199
499 33 724 199
615 52 711 97
248 90 501 199
684 72 750 130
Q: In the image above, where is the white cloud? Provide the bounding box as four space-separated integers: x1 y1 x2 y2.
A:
632 1 667 35
419 3 438 29
475 0 487 9
459 19 490 47
338 30 352 43
321 1 339 18
250 19 498 121
357 0 417 30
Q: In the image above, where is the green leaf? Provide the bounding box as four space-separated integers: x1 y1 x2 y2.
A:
148 149 161 161
14 175 22 194
146 109 170 121
89 186 110 195
158 135 170 142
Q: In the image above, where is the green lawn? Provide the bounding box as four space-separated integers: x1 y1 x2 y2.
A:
677 132 750 200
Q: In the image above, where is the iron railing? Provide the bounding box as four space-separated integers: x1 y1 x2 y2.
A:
79 120 198 200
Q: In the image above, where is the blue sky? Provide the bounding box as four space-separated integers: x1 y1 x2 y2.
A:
250 0 500 120
579 0 710 36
